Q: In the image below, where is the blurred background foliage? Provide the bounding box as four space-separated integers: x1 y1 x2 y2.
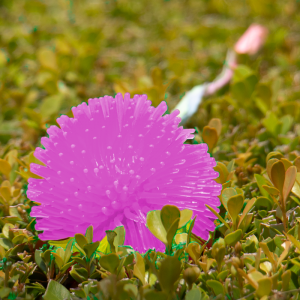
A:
0 0 299 149
1 0 300 299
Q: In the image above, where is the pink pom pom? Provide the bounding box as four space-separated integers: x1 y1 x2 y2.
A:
27 93 222 252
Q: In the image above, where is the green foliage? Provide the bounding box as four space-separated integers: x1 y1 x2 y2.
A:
1 0 300 299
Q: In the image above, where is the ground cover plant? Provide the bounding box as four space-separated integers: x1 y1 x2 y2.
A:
1 0 300 299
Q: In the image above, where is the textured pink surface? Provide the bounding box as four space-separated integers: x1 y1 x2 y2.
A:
27 93 222 253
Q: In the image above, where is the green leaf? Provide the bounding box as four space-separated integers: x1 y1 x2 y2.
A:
0 287 11 298
161 205 180 233
146 210 167 244
97 235 110 254
238 197 256 228
69 266 87 283
52 253 64 269
254 197 273 211
42 249 52 265
186 242 203 263
244 235 258 253
9 205 24 220
254 97 268 115
166 218 180 249
0 238 13 250
187 217 196 245
144 291 168 300
63 239 73 265
217 270 229 281
83 241 100 259
106 230 117 253
124 253 134 267
48 238 74 250
221 187 237 210
256 278 272 298
282 270 291 291
133 252 145 285
206 279 225 295
43 280 71 300
226 159 235 173
183 267 200 288
256 83 272 103
227 194 244 228
26 282 46 292
113 226 125 250
99 253 120 274
60 261 74 273
280 115 293 135
74 234 88 249
262 112 281 136
185 288 206 300
72 257 87 267
40 94 63 119
85 225 93 244
224 229 242 246
255 174 272 200
233 65 254 81
157 256 181 292
213 246 225 269
205 204 230 229
34 250 47 273
12 234 26 245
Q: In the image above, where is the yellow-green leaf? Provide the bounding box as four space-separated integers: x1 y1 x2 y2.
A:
146 210 167 244
206 280 225 295
238 197 256 228
221 187 237 210
224 229 242 246
74 234 88 249
256 278 272 298
133 252 146 285
166 218 180 249
262 185 279 196
161 205 180 233
282 270 291 291
99 253 120 274
178 209 193 228
227 194 244 228
52 253 64 269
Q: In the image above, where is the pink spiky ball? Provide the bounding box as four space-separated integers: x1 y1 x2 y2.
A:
27 93 222 253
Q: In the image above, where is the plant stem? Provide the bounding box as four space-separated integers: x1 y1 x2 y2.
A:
281 196 288 233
